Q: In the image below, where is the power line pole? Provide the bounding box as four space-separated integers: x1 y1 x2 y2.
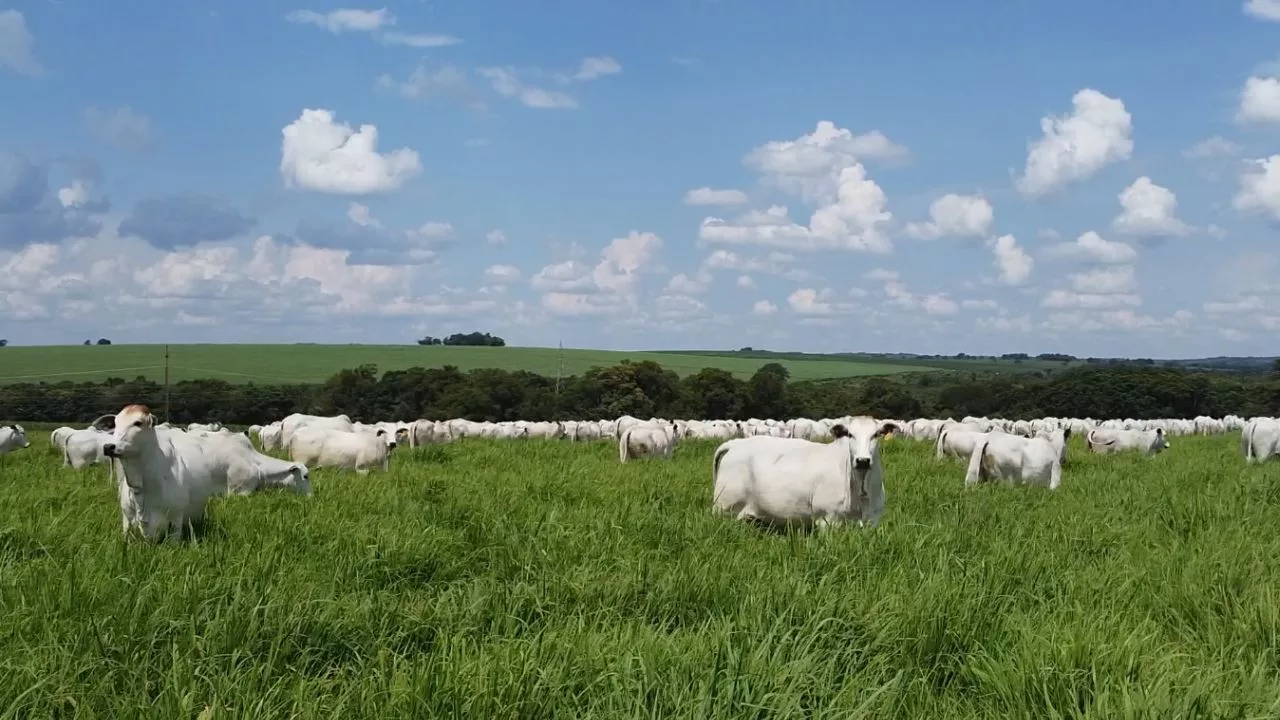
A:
163 344 171 422
555 340 564 398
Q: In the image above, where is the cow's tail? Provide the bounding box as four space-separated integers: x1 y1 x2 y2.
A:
964 439 989 487
934 429 949 460
1245 420 1259 464
618 428 631 464
1086 429 1100 453
712 441 733 480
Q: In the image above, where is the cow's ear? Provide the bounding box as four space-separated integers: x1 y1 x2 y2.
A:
877 421 900 438
146 414 158 427
91 414 116 431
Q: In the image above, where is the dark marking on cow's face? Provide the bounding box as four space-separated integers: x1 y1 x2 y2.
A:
830 424 850 439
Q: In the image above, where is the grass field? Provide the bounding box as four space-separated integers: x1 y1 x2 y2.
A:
3 431 1280 716
0 345 941 385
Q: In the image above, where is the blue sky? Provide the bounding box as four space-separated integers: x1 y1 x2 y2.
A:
2 0 1280 358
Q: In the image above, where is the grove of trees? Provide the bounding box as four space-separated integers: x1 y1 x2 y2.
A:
417 332 506 347
1 361 1277 427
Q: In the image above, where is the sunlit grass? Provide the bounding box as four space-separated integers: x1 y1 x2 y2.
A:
2 432 1279 716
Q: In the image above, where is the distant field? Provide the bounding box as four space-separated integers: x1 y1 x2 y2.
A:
0 345 941 385
671 349 1073 373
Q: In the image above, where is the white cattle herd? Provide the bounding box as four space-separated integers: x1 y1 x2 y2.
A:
1 407 1278 541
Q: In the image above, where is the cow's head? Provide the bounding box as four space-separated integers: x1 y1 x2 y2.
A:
279 463 313 496
1151 427 1170 453
4 424 29 449
98 404 157 458
376 428 397 450
832 416 900 470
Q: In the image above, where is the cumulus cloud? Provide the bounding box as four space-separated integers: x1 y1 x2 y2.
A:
752 299 778 315
286 7 461 46
989 234 1033 285
573 56 622 81
119 195 256 251
1016 89 1133 197
280 109 422 195
1238 76 1280 124
0 10 42 76
532 231 664 316
484 264 522 283
683 187 748 206
374 65 489 111
701 248 810 281
1184 136 1241 159
84 106 153 153
477 67 578 109
1045 230 1137 264
1111 177 1190 238
486 229 507 245
0 152 104 249
1245 0 1280 20
904 193 994 239
1234 155 1280 220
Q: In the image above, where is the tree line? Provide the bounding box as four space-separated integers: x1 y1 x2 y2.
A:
1 361 1277 427
416 332 506 347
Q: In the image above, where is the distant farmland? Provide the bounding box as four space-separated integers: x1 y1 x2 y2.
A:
0 345 947 385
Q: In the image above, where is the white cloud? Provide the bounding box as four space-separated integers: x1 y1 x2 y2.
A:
1245 0 1280 20
347 202 377 227
788 288 837 315
700 248 811 281
486 229 507 246
573 56 621 81
1111 177 1190 237
921 293 959 315
379 31 461 48
532 231 664 316
683 187 748 206
478 67 578 109
58 180 91 209
280 109 422 195
962 299 999 310
1184 136 1241 159
1237 76 1280 124
1234 155 1280 219
0 10 42 76
1045 231 1137 264
666 270 711 295
1070 265 1137 295
904 193 994 239
736 275 755 289
285 8 392 33
744 120 906 199
977 312 1032 333
484 264 522 283
753 299 778 315
989 234 1033 285
1016 89 1133 197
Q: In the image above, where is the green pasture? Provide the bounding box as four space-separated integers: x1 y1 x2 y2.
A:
2 431 1279 716
0 344 939 384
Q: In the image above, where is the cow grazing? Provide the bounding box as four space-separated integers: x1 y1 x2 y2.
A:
1243 417 1280 464
619 424 676 463
711 417 899 530
1086 427 1169 455
96 405 311 541
935 427 990 461
964 433 1063 490
288 426 393 474
0 424 30 457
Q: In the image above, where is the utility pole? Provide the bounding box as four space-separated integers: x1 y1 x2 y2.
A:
163 344 171 422
555 340 564 398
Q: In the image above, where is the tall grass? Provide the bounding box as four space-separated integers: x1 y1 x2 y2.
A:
2 433 1279 717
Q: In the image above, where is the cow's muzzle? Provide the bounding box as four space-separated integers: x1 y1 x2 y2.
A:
102 443 118 458
854 457 872 470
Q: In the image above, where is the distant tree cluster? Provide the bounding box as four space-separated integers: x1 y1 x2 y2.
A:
417 332 506 347
0 339 7 347
2 361 1276 426
82 338 112 346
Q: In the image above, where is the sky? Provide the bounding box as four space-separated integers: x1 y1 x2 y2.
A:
1 1 1279 358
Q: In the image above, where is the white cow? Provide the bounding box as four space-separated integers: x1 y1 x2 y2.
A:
964 432 1063 490
63 426 113 470
96 405 312 541
50 426 77 450
0 424 30 457
279 413 355 449
1243 417 1280 464
935 427 990 461
619 424 676 463
711 417 899 529
288 426 393 474
1086 427 1169 455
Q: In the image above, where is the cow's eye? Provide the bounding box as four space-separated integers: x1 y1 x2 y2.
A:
132 421 143 427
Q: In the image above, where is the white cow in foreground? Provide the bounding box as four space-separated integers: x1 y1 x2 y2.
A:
619 424 676 463
97 405 312 541
0 424 30 457
711 417 899 530
288 426 393 474
964 432 1064 490
1243 417 1280 464
1086 427 1169 455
